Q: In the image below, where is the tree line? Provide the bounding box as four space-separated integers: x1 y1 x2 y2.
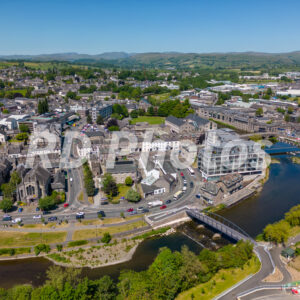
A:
0 240 253 299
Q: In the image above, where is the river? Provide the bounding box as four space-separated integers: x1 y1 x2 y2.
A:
0 152 300 288
218 155 300 237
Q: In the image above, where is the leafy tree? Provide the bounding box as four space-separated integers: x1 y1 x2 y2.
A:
125 189 141 202
147 106 155 116
15 132 28 141
0 198 13 212
66 91 77 99
87 114 93 124
255 107 263 117
38 196 55 211
19 124 30 133
125 176 133 186
263 220 290 244
108 125 120 131
83 162 95 196
102 173 118 197
96 115 104 125
101 232 112 244
37 99 49 114
130 110 139 118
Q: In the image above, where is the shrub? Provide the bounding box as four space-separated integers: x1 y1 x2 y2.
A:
101 232 112 244
34 244 51 256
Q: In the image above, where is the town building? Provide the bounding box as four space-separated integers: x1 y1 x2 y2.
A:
198 129 265 179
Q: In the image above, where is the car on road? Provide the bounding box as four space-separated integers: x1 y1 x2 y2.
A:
42 211 50 215
64 203 69 208
166 199 172 204
70 178 73 182
36 207 40 211
2 214 12 221
195 194 201 198
48 216 58 222
137 207 144 213
127 208 134 212
160 205 167 210
76 212 85 216
190 182 194 188
33 215 41 219
183 179 187 184
129 210 137 215
12 217 22 224
18 207 23 213
180 172 184 177
97 210 106 217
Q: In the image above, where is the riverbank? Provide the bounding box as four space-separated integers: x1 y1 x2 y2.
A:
176 255 261 300
291 156 300 164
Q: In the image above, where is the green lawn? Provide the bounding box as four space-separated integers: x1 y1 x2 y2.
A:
130 116 165 125
72 220 147 240
176 256 260 300
111 184 131 204
0 231 67 247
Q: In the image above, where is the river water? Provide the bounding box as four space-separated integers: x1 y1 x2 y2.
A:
218 155 300 237
0 152 300 288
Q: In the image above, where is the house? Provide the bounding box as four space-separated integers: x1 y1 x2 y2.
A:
106 160 137 184
138 98 151 111
16 164 52 203
165 115 193 133
141 183 166 198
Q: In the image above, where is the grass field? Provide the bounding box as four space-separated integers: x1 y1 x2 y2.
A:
152 93 171 101
176 256 260 300
130 116 165 125
0 231 67 247
72 220 147 240
111 184 131 203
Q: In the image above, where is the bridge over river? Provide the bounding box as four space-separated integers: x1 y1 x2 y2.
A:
186 208 256 244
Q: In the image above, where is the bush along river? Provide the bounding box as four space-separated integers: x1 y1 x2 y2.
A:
0 153 300 288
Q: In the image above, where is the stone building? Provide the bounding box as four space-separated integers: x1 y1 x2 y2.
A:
16 164 51 203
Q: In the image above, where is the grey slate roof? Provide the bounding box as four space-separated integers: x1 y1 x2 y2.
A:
185 113 209 126
165 115 185 127
106 160 136 174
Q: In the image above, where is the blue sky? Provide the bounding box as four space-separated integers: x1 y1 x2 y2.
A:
1 0 300 55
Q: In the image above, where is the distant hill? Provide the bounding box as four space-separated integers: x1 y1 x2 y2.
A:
1 51 300 69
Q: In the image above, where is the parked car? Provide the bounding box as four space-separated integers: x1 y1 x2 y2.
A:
166 199 172 204
42 211 50 215
137 207 144 213
127 208 134 212
180 172 184 177
33 215 41 219
129 210 137 215
2 214 12 221
63 203 69 208
160 205 167 210
183 179 187 184
97 210 106 217
36 207 40 211
195 194 201 198
12 218 22 224
48 216 58 222
76 212 85 219
18 207 23 213
190 182 194 188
